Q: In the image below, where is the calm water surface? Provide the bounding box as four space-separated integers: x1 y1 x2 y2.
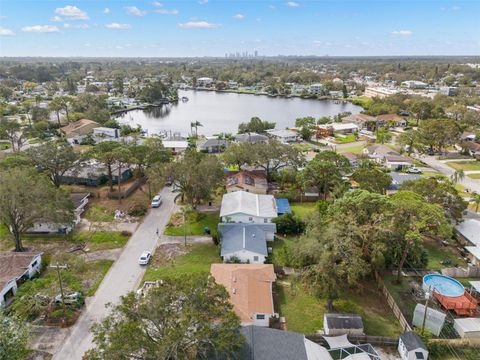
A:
116 90 361 136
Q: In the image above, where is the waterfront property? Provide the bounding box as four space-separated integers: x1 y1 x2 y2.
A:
60 119 100 144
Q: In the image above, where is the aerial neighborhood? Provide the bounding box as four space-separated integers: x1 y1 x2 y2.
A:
1 5 480 357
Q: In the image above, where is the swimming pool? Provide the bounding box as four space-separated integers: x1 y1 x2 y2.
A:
423 274 465 297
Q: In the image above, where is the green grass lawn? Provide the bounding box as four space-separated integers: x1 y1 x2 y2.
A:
336 144 365 154
293 143 313 152
84 204 116 222
0 143 11 150
467 173 480 179
290 202 317 217
270 236 298 267
383 275 418 321
424 241 464 271
334 133 358 144
274 277 403 336
143 243 220 282
447 161 480 171
74 231 130 251
164 211 219 236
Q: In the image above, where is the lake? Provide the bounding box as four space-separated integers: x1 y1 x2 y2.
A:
115 90 362 136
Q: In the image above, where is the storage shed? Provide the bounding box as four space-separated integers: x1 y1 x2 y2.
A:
453 317 480 339
323 313 364 336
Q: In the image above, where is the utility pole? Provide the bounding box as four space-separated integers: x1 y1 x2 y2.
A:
421 286 432 335
50 263 68 320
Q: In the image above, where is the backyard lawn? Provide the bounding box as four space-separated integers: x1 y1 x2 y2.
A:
164 211 219 236
290 202 317 217
447 161 480 172
270 236 298 266
143 243 220 282
334 134 357 144
467 173 480 179
84 204 116 222
424 241 464 271
336 144 365 154
274 277 403 336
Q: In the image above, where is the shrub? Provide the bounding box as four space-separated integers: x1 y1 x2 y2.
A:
128 203 148 217
273 213 305 235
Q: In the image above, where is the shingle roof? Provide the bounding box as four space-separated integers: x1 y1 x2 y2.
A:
60 119 99 137
0 251 42 289
69 193 90 209
219 224 268 257
235 133 268 143
220 191 277 218
210 264 276 324
456 219 480 246
240 325 309 360
400 331 427 351
325 314 364 330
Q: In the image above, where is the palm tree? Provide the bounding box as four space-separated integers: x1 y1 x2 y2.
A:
471 193 480 213
451 169 465 184
191 121 203 137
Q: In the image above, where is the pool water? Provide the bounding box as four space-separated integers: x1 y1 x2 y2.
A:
423 274 465 297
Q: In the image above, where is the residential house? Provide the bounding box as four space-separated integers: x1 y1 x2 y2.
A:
323 122 359 135
342 152 361 168
218 223 276 264
235 132 268 144
238 325 333 360
364 87 399 99
461 141 480 158
363 144 413 170
61 160 132 186
398 331 429 360
196 77 214 87
226 170 268 195
198 138 230 153
162 140 189 154
324 314 364 336
220 191 278 225
210 264 276 326
1 252 42 307
455 219 480 265
309 83 324 95
28 193 90 234
266 129 297 143
60 119 100 144
376 113 408 127
342 113 377 130
401 81 428 89
389 173 421 191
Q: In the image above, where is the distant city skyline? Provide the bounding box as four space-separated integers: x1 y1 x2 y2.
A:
0 1 479 57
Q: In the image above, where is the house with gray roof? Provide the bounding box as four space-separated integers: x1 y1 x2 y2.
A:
220 191 278 225
398 331 428 360
388 173 422 191
235 132 268 144
238 325 333 360
198 138 230 153
219 223 276 263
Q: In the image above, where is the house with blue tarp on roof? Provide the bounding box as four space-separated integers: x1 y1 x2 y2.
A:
275 198 292 215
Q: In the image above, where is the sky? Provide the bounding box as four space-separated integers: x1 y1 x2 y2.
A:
0 0 479 57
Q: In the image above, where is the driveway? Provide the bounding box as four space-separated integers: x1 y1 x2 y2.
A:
53 187 178 360
420 155 480 193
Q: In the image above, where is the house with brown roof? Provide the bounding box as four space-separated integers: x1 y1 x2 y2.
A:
342 113 377 130
376 113 407 127
210 263 276 326
60 119 100 144
226 170 268 195
1 251 42 307
364 144 413 170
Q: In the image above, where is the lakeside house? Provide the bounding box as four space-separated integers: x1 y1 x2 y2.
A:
363 144 413 171
218 223 276 264
226 170 268 195
210 263 276 326
319 122 359 135
162 140 189 154
235 132 268 144
59 119 100 144
28 193 90 234
0 252 43 307
266 129 298 143
220 191 278 225
197 138 230 153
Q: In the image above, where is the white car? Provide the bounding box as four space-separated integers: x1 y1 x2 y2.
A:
151 195 162 208
138 251 152 265
407 167 422 174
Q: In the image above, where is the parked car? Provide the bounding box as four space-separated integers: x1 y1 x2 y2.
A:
407 167 422 174
151 195 162 208
54 292 84 305
138 251 152 265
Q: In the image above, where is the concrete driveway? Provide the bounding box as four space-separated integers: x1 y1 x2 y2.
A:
53 187 178 360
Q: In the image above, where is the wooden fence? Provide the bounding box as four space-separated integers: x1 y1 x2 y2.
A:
107 177 147 200
374 272 412 332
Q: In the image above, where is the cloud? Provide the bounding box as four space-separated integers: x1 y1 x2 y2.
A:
151 1 162 6
103 8 110 14
126 6 147 16
154 9 179 15
0 16 7 20
105 23 132 30
0 27 15 36
391 30 413 36
198 0 209 4
178 21 220 29
64 23 89 29
233 14 245 20
50 15 63 22
286 2 300 7
54 5 88 20
22 25 60 33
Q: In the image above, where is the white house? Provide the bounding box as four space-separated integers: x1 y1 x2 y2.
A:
196 77 214 87
93 127 120 139
309 83 324 94
28 193 90 234
218 223 276 263
220 191 278 225
162 140 189 154
323 314 364 336
1 252 42 307
266 129 298 143
398 332 428 360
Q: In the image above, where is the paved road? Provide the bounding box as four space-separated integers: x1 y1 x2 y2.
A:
53 187 178 360
420 155 480 193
